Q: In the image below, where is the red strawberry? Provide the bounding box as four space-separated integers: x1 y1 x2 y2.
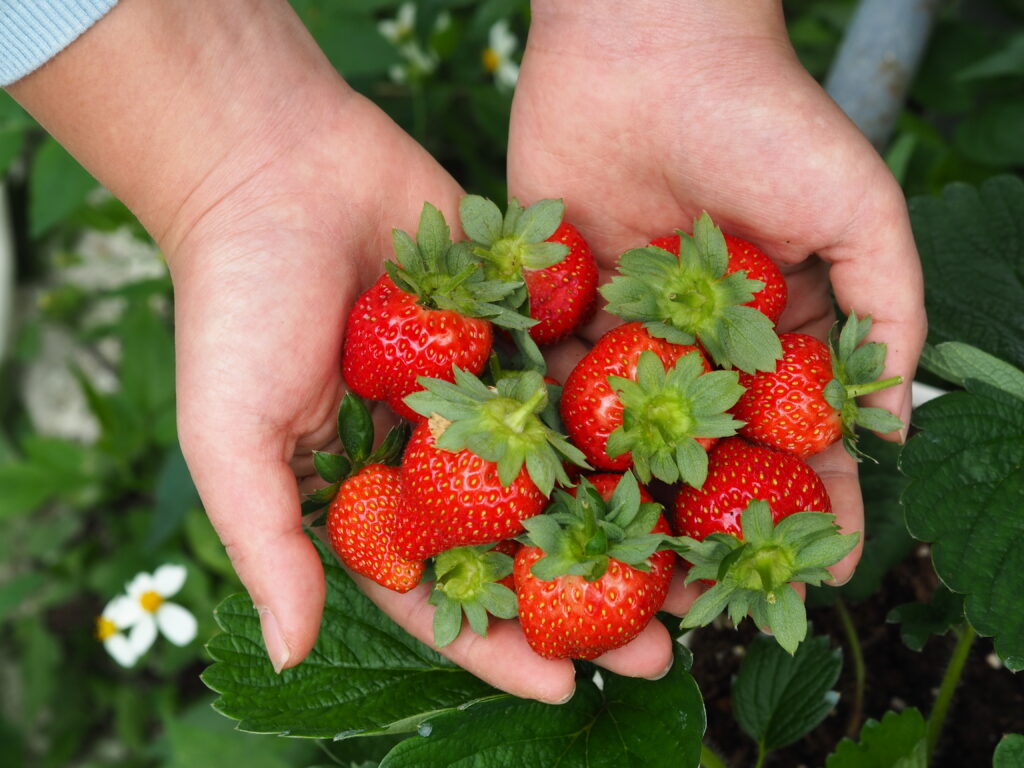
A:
515 473 675 660
560 322 744 486
341 202 530 422
601 212 784 373
733 313 904 459
459 196 599 345
327 464 424 592
673 437 831 541
394 368 588 560
649 231 787 326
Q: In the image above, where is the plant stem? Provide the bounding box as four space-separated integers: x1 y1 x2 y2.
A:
700 743 728 768
926 623 977 761
846 375 903 399
835 597 865 740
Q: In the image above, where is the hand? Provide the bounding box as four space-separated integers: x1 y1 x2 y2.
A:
509 0 927 651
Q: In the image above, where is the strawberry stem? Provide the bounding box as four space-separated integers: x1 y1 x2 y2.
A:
845 375 903 399
504 387 547 433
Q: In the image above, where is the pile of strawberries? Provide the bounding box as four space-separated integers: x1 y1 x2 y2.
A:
312 197 903 660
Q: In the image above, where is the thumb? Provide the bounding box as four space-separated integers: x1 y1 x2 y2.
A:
182 429 325 673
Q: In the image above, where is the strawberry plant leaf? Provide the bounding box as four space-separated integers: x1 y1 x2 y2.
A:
202 536 494 738
994 734 1024 768
909 175 1024 369
732 630 842 754
887 585 965 652
377 641 705 768
919 342 1024 401
824 708 927 768
458 195 503 244
312 451 351 484
900 377 1024 670
338 394 373 465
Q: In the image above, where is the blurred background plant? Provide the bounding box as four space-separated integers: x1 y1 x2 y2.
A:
0 1 1021 766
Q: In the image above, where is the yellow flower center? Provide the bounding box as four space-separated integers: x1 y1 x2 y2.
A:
96 616 117 641
140 590 164 613
482 48 500 74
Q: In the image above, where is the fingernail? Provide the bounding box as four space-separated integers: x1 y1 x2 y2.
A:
258 606 291 674
899 387 914 443
645 657 675 681
826 572 854 588
544 686 576 706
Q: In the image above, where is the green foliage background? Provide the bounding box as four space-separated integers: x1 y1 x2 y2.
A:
1 0 1022 766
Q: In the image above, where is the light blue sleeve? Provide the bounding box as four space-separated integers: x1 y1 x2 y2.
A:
1 0 119 86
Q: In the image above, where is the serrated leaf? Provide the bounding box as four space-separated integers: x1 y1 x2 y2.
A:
378 641 704 768
416 202 451 260
513 198 564 243
732 631 842 752
825 708 927 768
920 342 1024 400
909 176 1024 369
887 585 965 652
202 536 494 738
994 734 1024 768
459 195 504 244
900 380 1024 670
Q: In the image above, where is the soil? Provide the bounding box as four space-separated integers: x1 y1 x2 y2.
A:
691 547 1024 766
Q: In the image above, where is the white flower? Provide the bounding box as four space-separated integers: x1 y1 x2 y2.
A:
378 2 440 83
118 564 198 659
96 595 143 667
483 20 520 90
377 2 416 44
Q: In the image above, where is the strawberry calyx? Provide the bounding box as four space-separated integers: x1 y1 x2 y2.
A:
302 393 411 516
824 311 905 459
386 201 535 331
679 500 860 654
428 544 518 647
606 350 745 486
403 367 589 495
600 212 783 373
521 473 671 582
459 195 570 284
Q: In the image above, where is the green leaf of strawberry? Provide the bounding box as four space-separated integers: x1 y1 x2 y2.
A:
601 212 783 373
428 544 518 648
679 500 859 654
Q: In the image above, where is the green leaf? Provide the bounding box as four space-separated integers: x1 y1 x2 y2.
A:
416 202 452 261
887 585 965 652
459 195 504 244
920 342 1024 400
995 734 1024 768
338 394 374 464
378 641 705 768
119 299 176 422
28 138 98 237
202 536 495 737
0 462 60 519
513 198 564 243
909 176 1024 369
957 33 1024 82
955 101 1024 167
313 451 352 484
732 631 842 753
825 708 927 768
900 380 1024 670
147 441 201 549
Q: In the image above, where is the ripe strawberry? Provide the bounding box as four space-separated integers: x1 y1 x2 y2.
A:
601 212 784 373
733 313 904 459
560 322 744 486
393 368 588 560
515 473 676 660
327 465 424 592
459 195 599 345
341 202 531 421
673 437 832 540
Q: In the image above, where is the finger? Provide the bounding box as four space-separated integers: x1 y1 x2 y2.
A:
182 432 326 673
352 576 577 705
593 617 675 680
820 183 927 439
660 566 705 617
806 441 864 586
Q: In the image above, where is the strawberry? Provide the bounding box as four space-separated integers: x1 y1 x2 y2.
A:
515 473 676 660
302 394 422 592
601 212 784 373
460 195 599 346
672 437 832 540
327 464 423 592
428 544 519 647
341 202 531 421
732 313 904 459
393 368 588 560
560 322 744 486
672 437 858 654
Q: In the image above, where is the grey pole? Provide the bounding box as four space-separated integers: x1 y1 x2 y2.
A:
824 0 943 150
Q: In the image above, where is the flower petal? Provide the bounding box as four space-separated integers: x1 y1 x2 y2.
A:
105 594 144 628
156 602 198 646
127 614 158 657
104 634 139 668
125 572 155 600
152 564 188 598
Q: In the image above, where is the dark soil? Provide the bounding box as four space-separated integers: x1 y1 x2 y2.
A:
691 548 1024 766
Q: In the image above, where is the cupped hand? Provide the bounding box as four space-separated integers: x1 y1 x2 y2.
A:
509 0 927 661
